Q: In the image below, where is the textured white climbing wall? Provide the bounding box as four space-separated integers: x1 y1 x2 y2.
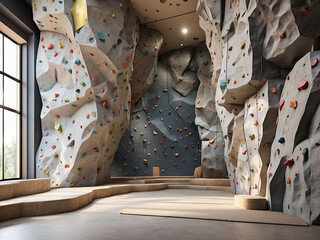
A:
267 52 320 224
33 0 138 187
197 0 320 224
196 2 227 178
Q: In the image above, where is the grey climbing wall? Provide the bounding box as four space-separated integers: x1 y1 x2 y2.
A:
112 46 202 176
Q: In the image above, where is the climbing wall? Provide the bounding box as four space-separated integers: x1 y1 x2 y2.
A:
112 46 202 176
197 0 320 224
33 0 138 187
130 26 163 110
267 52 320 223
194 42 227 178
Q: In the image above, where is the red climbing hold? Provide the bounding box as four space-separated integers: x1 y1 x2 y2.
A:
311 58 318 68
279 100 285 111
301 9 308 15
297 80 308 91
284 159 294 168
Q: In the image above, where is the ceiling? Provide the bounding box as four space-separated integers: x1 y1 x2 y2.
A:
25 0 204 54
130 0 205 54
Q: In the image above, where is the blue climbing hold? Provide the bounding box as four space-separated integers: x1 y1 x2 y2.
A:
98 33 105 41
220 82 227 89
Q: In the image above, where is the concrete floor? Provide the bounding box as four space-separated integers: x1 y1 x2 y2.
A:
0 189 319 240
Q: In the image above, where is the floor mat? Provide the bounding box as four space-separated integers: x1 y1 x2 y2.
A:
120 200 308 226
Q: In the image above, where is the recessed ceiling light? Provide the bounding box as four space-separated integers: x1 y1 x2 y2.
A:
182 28 188 34
180 43 184 47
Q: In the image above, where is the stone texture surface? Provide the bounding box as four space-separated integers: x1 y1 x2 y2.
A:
197 0 320 224
130 26 163 110
33 0 138 187
159 47 198 97
112 53 201 176
267 51 320 224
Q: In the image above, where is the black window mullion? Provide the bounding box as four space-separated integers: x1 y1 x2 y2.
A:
19 43 22 179
0 71 21 83
2 33 4 180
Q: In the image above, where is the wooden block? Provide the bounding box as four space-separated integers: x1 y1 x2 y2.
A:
153 167 159 176
193 166 202 178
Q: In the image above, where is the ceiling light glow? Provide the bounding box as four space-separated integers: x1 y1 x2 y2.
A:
182 28 188 34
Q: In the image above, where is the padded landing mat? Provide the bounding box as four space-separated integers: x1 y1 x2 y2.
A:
120 207 308 226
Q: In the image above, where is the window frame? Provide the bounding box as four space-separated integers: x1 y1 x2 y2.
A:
0 31 23 181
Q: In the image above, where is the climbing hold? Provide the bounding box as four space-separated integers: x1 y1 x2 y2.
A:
290 100 297 109
249 134 255 140
279 100 285 111
302 148 308 161
112 13 116 19
300 8 308 15
75 58 81 65
54 124 62 133
278 137 285 143
279 32 286 39
297 80 308 90
284 159 294 168
311 58 318 68
220 81 226 89
98 33 105 41
286 178 291 184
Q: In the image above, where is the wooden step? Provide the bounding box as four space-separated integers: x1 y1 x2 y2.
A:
0 183 168 222
191 178 230 186
168 185 233 192
0 179 50 201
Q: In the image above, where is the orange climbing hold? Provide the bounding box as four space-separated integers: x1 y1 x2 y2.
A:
290 100 297 109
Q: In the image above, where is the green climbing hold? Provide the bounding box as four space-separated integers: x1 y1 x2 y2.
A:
278 137 285 143
302 148 308 162
54 123 62 133
249 134 255 140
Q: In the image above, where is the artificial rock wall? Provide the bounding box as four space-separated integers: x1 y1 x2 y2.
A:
197 0 320 224
112 46 205 176
33 0 138 187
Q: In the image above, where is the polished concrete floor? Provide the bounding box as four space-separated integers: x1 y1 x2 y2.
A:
0 189 319 240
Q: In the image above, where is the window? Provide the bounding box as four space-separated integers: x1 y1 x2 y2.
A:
0 32 22 180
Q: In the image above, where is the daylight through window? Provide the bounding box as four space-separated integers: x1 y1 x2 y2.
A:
0 32 21 180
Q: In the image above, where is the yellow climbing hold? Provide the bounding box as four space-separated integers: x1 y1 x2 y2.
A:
112 13 116 19
59 42 63 49
71 0 88 34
